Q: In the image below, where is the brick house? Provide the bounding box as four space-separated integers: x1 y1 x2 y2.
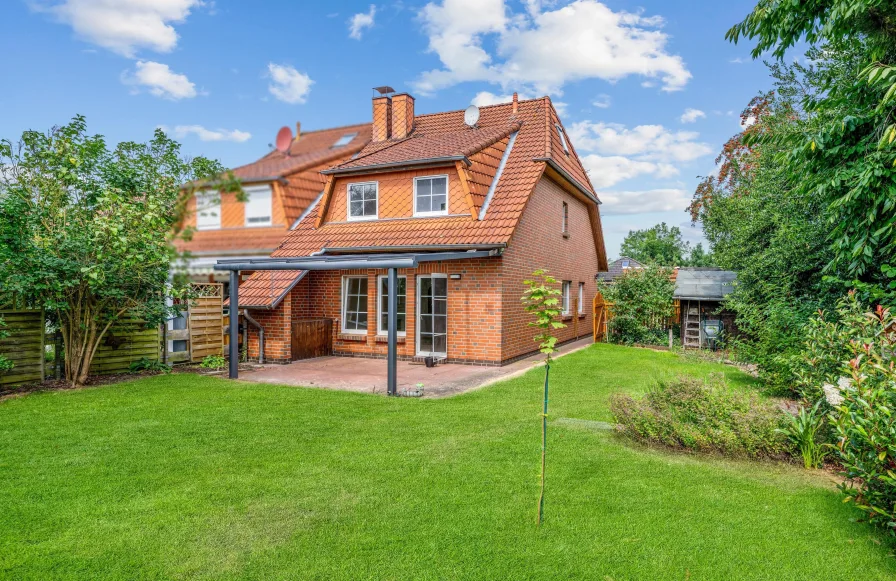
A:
174 123 371 281
230 92 608 366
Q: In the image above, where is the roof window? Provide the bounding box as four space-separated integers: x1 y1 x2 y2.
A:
556 124 570 155
332 132 358 148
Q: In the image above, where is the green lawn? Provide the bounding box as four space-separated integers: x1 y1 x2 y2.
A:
0 343 892 580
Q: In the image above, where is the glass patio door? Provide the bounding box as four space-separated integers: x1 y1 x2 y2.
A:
417 275 447 356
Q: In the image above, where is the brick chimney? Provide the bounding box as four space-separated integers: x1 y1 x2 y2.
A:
372 95 392 142
512 92 518 115
294 121 301 142
391 93 415 140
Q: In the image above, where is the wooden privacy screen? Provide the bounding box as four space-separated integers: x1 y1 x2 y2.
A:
592 293 609 342
291 319 333 361
0 310 45 387
90 317 161 375
188 284 224 363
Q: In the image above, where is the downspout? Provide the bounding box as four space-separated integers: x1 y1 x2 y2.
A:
242 310 264 364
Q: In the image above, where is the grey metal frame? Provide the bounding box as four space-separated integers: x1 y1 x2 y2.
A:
215 249 501 395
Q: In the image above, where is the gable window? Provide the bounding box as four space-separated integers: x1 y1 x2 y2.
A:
414 175 448 216
342 276 369 333
196 190 221 230
578 282 585 315
244 185 273 227
556 124 570 155
562 202 569 236
377 275 407 335
348 182 378 221
332 132 358 148
562 281 571 315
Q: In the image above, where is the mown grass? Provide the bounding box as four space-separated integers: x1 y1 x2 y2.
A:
0 343 892 580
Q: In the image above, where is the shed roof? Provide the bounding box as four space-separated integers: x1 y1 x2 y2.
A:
673 268 737 300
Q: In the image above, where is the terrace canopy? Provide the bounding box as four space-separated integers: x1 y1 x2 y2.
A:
214 249 501 395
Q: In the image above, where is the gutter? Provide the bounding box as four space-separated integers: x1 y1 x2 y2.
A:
318 244 506 254
242 310 264 364
533 157 602 205
321 155 471 176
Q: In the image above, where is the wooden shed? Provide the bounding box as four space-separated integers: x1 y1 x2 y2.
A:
674 268 737 349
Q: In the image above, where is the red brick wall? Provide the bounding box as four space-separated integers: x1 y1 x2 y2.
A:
501 176 599 361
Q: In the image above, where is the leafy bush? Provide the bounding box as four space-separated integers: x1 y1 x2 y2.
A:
128 357 171 374
778 402 828 469
598 265 675 345
200 354 227 370
610 375 791 459
0 354 13 374
796 294 896 537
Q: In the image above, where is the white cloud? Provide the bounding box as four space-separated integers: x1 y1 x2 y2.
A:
569 121 712 162
161 125 251 142
38 0 202 57
414 0 690 95
592 94 611 108
581 154 678 188
123 61 197 99
471 90 524 107
349 5 376 39
267 63 313 104
597 188 690 215
680 108 705 123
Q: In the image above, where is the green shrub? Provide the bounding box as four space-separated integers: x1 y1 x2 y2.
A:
0 354 13 374
598 265 675 346
610 375 791 459
128 357 171 374
200 354 227 370
778 402 828 469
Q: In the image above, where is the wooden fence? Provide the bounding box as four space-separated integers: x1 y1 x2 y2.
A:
89 317 161 375
0 310 45 386
593 294 681 343
291 318 333 360
165 283 224 364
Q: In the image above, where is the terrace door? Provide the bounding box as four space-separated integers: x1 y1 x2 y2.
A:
416 274 447 357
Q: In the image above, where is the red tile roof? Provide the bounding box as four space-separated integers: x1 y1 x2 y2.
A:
232 270 305 309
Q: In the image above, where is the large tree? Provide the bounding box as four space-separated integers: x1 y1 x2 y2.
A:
0 116 237 385
619 222 711 266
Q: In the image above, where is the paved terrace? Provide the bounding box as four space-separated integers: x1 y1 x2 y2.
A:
239 337 593 397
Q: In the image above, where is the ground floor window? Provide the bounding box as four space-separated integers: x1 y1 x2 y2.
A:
377 275 407 335
342 276 369 333
578 282 585 314
562 281 571 315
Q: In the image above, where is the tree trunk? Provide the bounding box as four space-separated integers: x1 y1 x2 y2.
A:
61 302 109 387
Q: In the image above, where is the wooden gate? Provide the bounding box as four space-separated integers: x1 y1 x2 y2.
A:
593 292 610 342
165 283 224 364
291 318 333 360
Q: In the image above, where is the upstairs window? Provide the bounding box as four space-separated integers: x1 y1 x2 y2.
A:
332 132 358 148
562 281 571 315
562 202 569 236
196 190 221 230
414 175 448 216
244 185 273 227
556 124 570 155
347 182 378 221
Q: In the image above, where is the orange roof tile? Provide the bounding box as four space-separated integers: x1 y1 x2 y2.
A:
229 270 305 309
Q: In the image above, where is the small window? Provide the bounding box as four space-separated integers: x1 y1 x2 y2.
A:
556 124 570 155
562 281 571 315
578 282 585 314
377 275 407 335
562 202 569 235
347 182 378 221
342 276 369 333
622 259 630 268
196 190 221 230
332 132 358 148
244 185 273 227
414 175 448 216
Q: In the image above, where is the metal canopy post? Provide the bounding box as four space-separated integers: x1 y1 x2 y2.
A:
387 267 398 396
229 270 240 379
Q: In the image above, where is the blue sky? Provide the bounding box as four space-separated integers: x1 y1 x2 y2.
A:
0 0 774 258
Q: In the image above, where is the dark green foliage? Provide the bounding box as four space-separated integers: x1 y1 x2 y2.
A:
611 375 791 459
0 316 10 373
128 357 172 374
199 354 227 370
598 265 675 345
778 402 829 469
619 222 711 266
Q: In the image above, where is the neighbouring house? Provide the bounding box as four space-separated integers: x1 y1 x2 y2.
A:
232 91 609 366
174 122 371 282
674 267 738 349
596 256 644 283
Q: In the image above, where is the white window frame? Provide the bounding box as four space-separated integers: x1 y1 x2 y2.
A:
195 190 221 231
562 201 569 235
346 181 379 221
562 281 571 315
413 175 449 217
578 282 585 315
556 124 570 155
415 273 448 356
376 275 407 336
243 185 273 228
341 275 369 334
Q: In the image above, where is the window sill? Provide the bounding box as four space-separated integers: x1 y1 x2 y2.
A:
375 335 407 344
562 232 570 239
338 333 367 342
561 314 573 322
578 313 586 319
347 216 378 222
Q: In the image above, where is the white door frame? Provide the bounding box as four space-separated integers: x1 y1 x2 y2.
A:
415 273 448 357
